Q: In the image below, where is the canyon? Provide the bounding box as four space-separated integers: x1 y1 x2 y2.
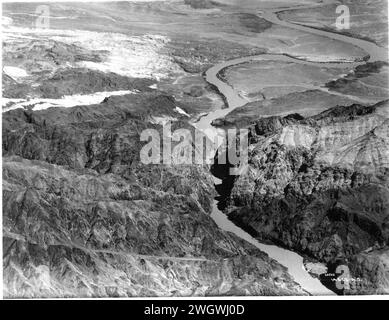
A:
2 0 388 297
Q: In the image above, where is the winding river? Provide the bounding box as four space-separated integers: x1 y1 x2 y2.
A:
195 3 387 295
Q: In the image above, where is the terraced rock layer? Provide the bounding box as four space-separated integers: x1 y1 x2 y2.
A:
218 101 389 294
2 92 305 297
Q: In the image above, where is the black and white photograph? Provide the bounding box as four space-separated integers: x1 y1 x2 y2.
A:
1 0 389 303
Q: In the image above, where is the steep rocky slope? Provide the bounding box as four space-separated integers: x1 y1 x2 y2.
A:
218 101 389 294
2 92 305 297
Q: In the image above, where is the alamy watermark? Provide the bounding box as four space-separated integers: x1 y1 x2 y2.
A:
139 122 248 175
334 264 364 292
335 5 350 30
34 5 50 29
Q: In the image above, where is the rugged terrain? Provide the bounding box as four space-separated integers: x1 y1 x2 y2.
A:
1 0 307 297
2 0 388 297
216 101 389 294
2 89 307 297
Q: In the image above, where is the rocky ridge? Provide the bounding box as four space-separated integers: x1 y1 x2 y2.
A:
218 101 389 294
2 91 306 297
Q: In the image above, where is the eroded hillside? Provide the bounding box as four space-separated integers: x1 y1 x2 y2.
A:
218 101 389 294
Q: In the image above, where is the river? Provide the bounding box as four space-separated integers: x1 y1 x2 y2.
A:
194 2 387 295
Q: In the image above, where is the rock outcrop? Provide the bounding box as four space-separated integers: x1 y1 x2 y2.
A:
219 100 389 294
2 92 305 297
